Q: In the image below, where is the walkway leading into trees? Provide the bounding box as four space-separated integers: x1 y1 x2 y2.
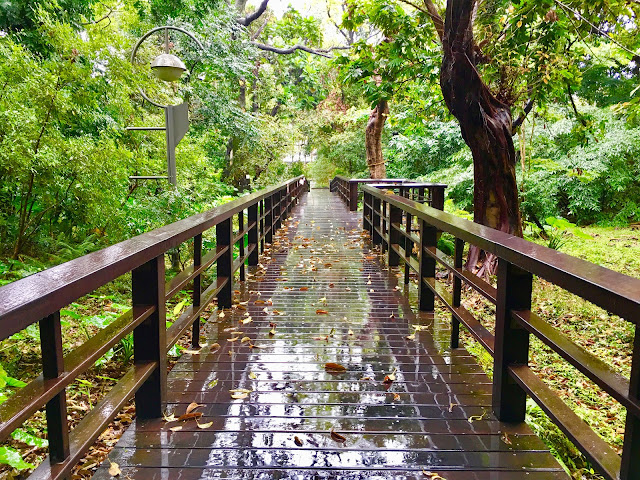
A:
92 189 566 479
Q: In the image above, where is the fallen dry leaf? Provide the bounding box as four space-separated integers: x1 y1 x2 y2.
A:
169 426 183 432
316 309 329 315
325 362 347 372
185 402 203 415
211 343 221 350
182 348 201 355
300 287 309 291
163 413 178 422
294 436 304 447
177 412 203 422
197 421 214 429
330 428 347 444
241 336 251 343
231 392 249 400
108 461 121 477
422 471 446 480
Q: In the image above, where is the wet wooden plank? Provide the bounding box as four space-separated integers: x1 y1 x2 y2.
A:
94 189 567 479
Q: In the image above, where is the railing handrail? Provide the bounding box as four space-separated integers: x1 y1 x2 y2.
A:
362 184 640 321
360 183 639 480
0 176 305 339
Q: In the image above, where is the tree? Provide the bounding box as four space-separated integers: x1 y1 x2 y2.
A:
416 0 639 273
336 0 440 178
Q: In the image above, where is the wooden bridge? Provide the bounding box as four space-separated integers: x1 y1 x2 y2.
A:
0 176 638 480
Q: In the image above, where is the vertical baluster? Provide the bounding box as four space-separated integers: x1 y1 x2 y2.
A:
493 259 532 422
133 255 166 419
363 191 370 233
419 221 437 311
238 211 245 282
388 204 401 267
216 218 233 309
621 327 640 480
192 234 202 348
248 203 259 266
404 211 412 285
265 196 273 244
372 196 382 246
381 201 388 254
349 181 358 212
40 311 69 463
451 238 464 349
259 200 265 253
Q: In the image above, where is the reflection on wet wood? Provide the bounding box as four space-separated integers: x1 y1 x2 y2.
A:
93 190 567 479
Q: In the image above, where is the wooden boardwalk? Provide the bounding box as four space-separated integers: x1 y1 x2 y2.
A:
93 189 567 479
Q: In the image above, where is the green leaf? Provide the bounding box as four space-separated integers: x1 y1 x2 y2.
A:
0 446 35 470
3 376 27 388
11 430 48 448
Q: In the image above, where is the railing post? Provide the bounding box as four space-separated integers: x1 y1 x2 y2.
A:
192 234 202 348
372 196 382 246
493 259 532 422
349 181 358 212
265 196 273 244
431 186 445 210
274 190 282 231
419 221 437 311
388 204 401 267
259 199 265 253
132 255 166 419
621 328 640 480
40 311 69 463
216 218 233 309
238 212 245 282
451 238 464 349
248 203 259 266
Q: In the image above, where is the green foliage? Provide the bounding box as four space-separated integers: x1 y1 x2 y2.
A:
520 108 640 225
0 446 34 471
386 121 466 178
542 217 593 250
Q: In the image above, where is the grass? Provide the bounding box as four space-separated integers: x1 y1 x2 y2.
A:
450 225 639 479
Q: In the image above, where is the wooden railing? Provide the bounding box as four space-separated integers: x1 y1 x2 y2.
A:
330 175 413 211
361 184 639 480
0 176 308 480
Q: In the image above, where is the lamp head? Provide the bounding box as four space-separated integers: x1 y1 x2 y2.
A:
150 53 187 82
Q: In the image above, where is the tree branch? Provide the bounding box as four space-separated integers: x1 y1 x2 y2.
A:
423 0 445 42
238 0 270 27
251 42 350 58
512 98 534 133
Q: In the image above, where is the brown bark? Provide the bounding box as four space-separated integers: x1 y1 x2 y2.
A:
365 100 388 179
440 0 522 275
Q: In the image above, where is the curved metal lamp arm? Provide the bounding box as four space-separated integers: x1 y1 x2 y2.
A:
130 26 205 108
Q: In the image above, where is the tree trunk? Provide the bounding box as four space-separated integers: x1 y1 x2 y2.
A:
365 100 388 179
440 0 522 275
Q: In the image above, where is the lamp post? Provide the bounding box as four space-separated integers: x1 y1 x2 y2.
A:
127 26 203 186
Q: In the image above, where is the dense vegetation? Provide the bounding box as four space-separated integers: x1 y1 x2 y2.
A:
1 0 640 478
